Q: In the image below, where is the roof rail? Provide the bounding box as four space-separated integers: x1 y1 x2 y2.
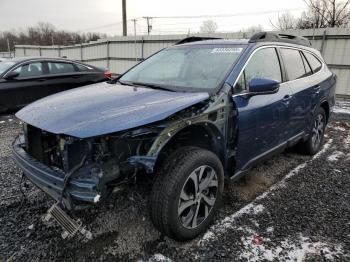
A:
175 36 222 45
249 32 311 47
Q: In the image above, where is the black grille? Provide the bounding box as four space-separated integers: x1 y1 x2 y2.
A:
26 125 62 168
26 125 87 173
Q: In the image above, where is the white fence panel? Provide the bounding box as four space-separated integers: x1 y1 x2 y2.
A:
12 29 350 96
60 47 81 60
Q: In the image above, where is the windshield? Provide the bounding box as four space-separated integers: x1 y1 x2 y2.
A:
120 45 245 91
0 61 16 75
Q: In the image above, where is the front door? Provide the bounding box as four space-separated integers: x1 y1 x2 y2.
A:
0 62 48 108
231 47 292 172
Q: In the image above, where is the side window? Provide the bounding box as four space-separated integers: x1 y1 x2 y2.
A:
48 62 76 74
303 52 322 73
13 62 43 77
234 48 282 93
301 52 312 76
280 48 307 80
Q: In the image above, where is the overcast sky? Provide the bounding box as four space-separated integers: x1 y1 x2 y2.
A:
0 0 307 35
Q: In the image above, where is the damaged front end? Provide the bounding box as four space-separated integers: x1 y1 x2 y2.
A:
12 88 228 239
12 122 165 239
13 123 164 210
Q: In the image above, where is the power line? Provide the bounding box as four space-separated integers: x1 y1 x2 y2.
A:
76 7 307 34
146 7 306 19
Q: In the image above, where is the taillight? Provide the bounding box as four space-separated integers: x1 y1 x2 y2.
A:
104 71 112 78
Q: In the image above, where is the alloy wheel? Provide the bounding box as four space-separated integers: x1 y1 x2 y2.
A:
177 165 218 229
311 114 325 149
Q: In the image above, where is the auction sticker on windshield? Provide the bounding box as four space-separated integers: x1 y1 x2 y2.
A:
211 47 243 53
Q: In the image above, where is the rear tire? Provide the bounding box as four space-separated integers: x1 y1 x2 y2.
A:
149 147 224 241
300 107 327 155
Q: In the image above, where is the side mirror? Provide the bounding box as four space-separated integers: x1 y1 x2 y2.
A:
4 71 20 80
248 78 280 95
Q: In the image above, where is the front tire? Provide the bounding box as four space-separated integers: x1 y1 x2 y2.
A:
150 147 224 241
301 107 327 155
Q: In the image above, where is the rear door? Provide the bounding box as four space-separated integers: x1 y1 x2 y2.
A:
44 61 82 95
232 47 293 172
279 48 319 137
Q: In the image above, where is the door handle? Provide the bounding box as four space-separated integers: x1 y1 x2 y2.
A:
72 75 81 79
313 85 321 93
283 95 292 102
37 78 47 82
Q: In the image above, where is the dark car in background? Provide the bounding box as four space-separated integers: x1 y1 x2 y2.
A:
0 57 111 112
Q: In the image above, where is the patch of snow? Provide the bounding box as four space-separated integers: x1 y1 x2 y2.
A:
239 233 344 262
0 121 5 124
28 224 34 230
8 118 13 122
334 101 350 115
312 139 333 159
333 126 346 131
252 204 265 214
200 139 333 244
266 227 274 233
333 108 350 114
149 254 172 262
345 135 350 149
327 151 344 162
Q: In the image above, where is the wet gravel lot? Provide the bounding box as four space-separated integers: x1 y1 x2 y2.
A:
0 102 349 261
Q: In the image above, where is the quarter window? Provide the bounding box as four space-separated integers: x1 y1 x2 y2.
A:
76 63 93 72
280 48 307 80
48 62 76 74
234 48 282 93
13 62 43 77
303 52 322 73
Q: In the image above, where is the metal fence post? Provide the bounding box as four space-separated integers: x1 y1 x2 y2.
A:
320 30 327 56
39 47 42 56
106 41 110 69
80 44 83 61
58 45 61 57
141 37 144 60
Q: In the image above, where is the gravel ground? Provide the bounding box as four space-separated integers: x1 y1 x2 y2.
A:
0 101 349 261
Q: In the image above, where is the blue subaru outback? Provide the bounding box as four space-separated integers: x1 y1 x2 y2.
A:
13 32 336 240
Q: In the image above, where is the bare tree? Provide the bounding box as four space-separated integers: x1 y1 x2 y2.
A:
300 0 350 28
271 12 298 30
200 20 218 33
0 22 107 51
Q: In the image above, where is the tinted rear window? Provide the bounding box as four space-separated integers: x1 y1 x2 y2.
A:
280 48 307 81
303 52 322 73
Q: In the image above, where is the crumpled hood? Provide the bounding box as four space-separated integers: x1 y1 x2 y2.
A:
16 82 209 138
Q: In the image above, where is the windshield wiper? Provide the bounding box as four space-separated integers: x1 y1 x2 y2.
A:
126 81 174 92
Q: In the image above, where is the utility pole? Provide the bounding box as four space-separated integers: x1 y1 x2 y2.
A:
143 17 152 35
122 0 127 36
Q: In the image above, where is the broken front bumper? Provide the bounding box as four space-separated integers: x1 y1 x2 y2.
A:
12 135 100 210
